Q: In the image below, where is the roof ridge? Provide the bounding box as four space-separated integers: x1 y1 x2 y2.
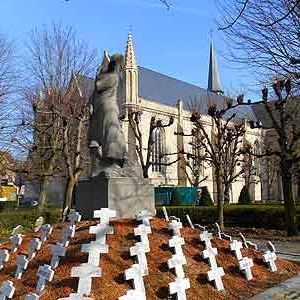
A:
138 66 208 92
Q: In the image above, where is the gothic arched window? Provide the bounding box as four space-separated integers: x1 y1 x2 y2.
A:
152 127 166 173
253 140 262 176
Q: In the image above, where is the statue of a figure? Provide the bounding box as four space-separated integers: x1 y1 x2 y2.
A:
88 51 126 177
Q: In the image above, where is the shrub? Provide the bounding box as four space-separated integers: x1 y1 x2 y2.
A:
155 205 300 230
170 188 182 206
198 186 213 206
238 186 252 204
0 201 18 211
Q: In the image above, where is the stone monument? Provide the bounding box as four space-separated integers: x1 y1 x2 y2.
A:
75 51 155 219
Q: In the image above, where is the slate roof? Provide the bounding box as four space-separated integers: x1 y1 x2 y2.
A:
77 66 257 121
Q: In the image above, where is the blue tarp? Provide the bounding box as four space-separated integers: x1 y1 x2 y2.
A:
155 187 197 205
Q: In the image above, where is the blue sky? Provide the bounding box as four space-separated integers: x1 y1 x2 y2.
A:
0 0 258 99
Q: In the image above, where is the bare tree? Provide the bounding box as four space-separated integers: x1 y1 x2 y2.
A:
22 23 96 210
122 105 174 178
188 95 248 228
238 79 300 235
216 0 300 84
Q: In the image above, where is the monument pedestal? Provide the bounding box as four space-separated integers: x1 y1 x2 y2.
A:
74 176 155 219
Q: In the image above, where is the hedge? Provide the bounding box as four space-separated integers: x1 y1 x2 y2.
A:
0 208 61 241
156 205 300 230
0 201 18 211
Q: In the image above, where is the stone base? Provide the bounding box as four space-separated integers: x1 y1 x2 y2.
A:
74 176 155 219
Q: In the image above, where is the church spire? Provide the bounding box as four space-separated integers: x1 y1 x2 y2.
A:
124 31 139 104
125 32 137 69
207 41 223 95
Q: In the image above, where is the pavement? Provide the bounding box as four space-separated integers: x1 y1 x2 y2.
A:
249 274 300 300
244 238 300 299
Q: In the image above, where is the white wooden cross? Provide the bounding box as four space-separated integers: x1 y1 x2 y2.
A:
239 233 258 250
185 214 194 229
230 240 244 261
215 222 222 239
62 225 75 247
36 264 55 294
50 243 66 269
71 263 102 296
28 238 42 260
94 208 116 225
58 293 92 300
89 223 114 244
207 266 225 291
25 292 40 300
168 277 190 300
167 254 187 278
0 249 9 270
168 220 183 236
262 250 277 272
202 246 218 269
238 256 254 281
162 206 169 222
119 289 146 300
68 212 82 226
168 236 185 258
221 233 232 242
11 225 23 235
41 224 53 243
134 224 151 252
15 254 29 279
81 241 108 267
130 242 148 276
199 231 213 248
0 280 15 299
267 241 276 253
34 217 45 232
124 263 145 294
9 234 22 253
194 224 206 231
136 210 153 227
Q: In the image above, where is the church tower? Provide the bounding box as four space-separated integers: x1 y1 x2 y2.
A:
125 32 139 104
207 41 223 95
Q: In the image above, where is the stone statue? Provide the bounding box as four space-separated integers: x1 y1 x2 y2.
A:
88 51 126 177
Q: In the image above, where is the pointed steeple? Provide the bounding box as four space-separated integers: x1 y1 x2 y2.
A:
207 41 223 95
124 31 139 104
125 32 137 69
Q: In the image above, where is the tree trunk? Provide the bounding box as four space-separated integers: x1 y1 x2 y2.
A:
224 184 230 204
38 175 48 210
216 169 224 229
63 177 76 212
143 167 149 179
282 174 299 236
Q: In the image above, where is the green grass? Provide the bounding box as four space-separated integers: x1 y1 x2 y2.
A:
0 207 61 242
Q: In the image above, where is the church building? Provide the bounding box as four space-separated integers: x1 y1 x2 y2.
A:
78 32 265 203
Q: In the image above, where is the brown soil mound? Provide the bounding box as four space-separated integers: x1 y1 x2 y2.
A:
0 218 299 300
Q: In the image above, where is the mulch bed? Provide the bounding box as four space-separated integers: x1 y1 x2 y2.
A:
0 218 299 300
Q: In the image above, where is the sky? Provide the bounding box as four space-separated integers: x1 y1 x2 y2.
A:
0 0 259 99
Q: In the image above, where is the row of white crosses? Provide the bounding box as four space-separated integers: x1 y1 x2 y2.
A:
59 208 115 300
230 239 254 281
200 229 225 291
23 211 82 300
119 210 153 300
166 213 190 300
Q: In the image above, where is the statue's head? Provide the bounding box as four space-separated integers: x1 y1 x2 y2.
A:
97 51 125 77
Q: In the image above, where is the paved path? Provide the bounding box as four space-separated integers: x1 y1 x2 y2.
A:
249 274 300 300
